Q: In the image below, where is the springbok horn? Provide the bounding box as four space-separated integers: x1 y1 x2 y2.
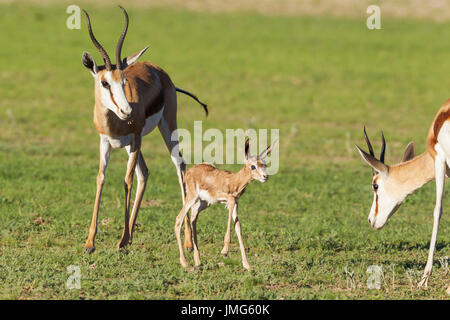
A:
363 126 375 157
363 127 377 176
83 9 112 71
116 6 129 70
380 131 386 164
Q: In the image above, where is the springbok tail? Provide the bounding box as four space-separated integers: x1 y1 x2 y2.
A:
176 87 208 116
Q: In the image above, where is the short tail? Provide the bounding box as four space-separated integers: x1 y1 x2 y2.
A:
176 87 208 116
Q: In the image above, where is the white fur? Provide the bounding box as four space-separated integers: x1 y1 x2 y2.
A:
105 134 134 149
100 71 131 120
198 189 216 205
142 106 165 136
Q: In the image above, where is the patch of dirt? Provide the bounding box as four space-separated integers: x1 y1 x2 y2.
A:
100 218 112 226
33 217 50 226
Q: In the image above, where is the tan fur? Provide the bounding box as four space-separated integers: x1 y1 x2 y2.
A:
174 150 270 270
83 8 207 254
380 99 450 196
86 60 194 252
93 62 170 137
360 99 450 289
382 151 435 198
185 164 254 201
427 98 450 158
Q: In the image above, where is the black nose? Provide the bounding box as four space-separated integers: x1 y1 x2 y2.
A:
120 109 131 118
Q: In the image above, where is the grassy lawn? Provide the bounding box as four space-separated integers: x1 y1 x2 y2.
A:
0 1 449 299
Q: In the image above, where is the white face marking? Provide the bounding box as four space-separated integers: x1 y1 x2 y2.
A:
98 71 132 120
368 175 402 230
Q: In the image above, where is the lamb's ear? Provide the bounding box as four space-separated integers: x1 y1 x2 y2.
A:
244 138 250 160
82 52 99 77
122 45 150 69
401 141 415 162
356 145 389 178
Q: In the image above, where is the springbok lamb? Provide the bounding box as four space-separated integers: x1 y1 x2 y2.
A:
356 98 450 288
174 138 277 270
82 6 207 253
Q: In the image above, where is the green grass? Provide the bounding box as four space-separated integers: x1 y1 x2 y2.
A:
0 2 449 299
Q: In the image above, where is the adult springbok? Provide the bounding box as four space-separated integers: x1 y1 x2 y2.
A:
356 100 450 288
174 138 277 270
82 6 207 253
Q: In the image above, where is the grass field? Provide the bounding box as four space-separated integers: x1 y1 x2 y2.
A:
0 1 449 299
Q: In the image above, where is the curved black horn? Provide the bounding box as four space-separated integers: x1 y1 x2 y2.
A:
380 131 386 163
363 126 375 157
116 6 129 70
83 9 112 71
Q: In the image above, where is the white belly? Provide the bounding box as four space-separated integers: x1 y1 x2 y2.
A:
106 134 134 149
142 106 164 136
198 189 217 205
197 188 228 206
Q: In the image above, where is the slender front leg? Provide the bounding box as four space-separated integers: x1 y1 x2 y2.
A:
175 199 196 268
231 200 251 270
117 136 141 250
128 152 149 244
221 201 234 257
418 154 445 288
158 115 192 251
85 135 111 253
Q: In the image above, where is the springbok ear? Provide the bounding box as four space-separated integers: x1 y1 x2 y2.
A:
356 145 389 177
82 52 99 77
244 138 250 160
122 45 150 69
259 139 278 159
401 141 415 162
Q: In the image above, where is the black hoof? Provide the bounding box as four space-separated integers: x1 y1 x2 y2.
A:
85 247 95 254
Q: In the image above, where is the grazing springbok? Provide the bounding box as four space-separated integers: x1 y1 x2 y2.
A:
356 99 450 288
82 6 207 253
174 138 277 270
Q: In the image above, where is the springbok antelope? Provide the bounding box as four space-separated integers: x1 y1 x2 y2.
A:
82 6 207 253
356 99 450 288
174 138 277 270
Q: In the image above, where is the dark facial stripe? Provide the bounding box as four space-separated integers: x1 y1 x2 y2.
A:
374 194 379 218
373 176 379 218
108 87 120 113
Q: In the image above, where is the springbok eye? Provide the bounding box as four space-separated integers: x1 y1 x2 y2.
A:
373 183 379 191
251 165 256 170
101 80 110 88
